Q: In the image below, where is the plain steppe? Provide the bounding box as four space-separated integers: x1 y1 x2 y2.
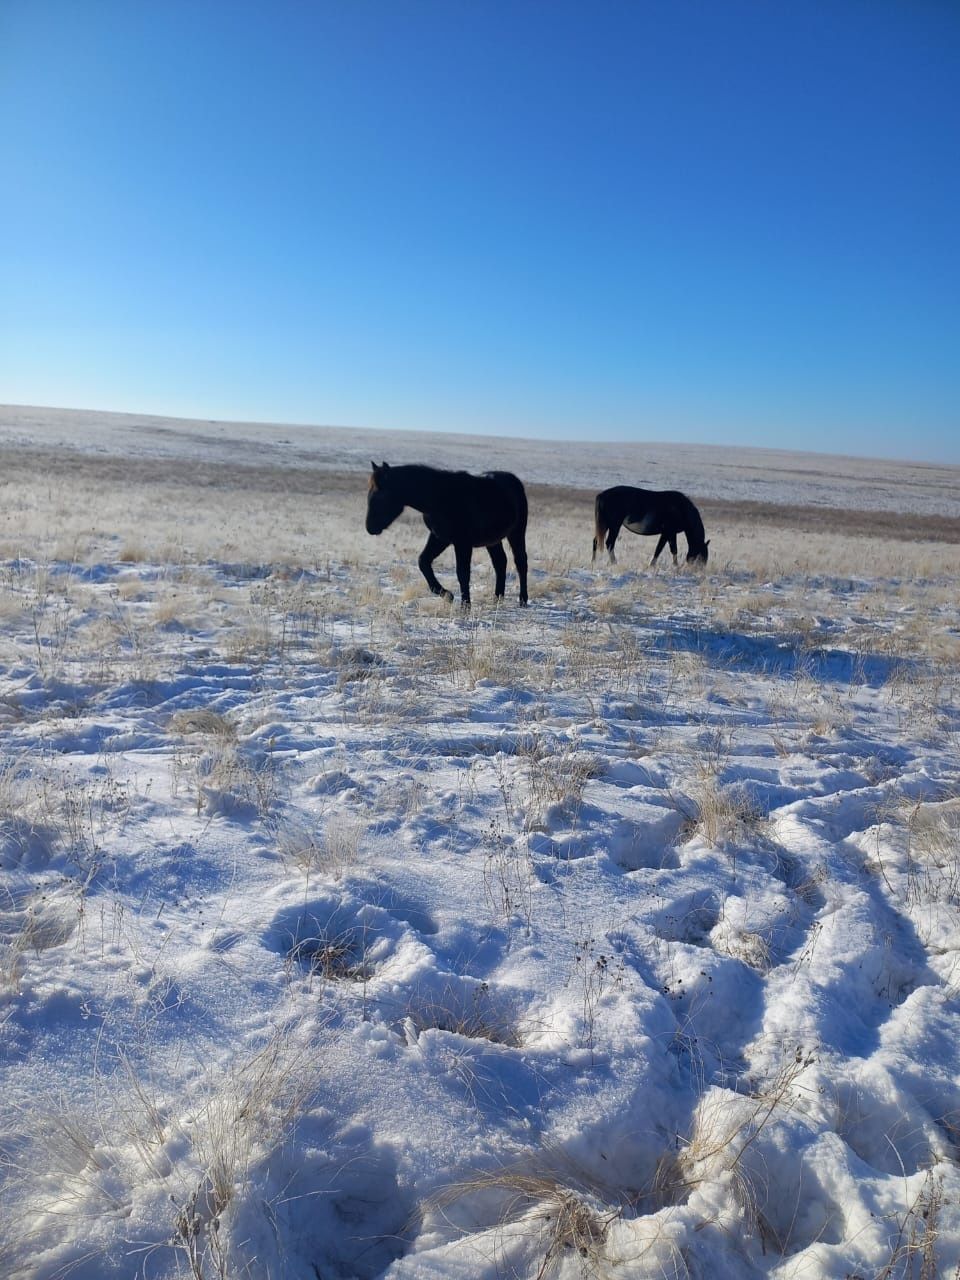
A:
0 405 958 1280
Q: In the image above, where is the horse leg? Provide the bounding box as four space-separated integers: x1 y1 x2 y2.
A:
487 542 508 599
592 518 606 563
418 533 453 601
651 533 668 566
454 540 473 608
506 529 528 605
669 534 678 567
606 521 621 564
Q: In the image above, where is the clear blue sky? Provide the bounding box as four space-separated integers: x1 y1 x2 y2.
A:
1 1 958 461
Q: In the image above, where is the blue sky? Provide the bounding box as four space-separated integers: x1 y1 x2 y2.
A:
1 1 958 461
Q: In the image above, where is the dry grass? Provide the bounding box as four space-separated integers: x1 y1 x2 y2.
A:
875 1169 948 1280
166 1027 322 1277
169 708 236 738
118 542 148 563
670 776 766 850
406 980 521 1047
288 923 372 981
711 924 773 973
0 886 77 991
3 432 959 576
0 1023 322 1280
521 734 604 828
271 812 364 880
171 739 283 819
426 1151 625 1279
905 800 960 906
668 1045 818 1250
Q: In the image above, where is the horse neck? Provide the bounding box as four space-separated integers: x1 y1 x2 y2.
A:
681 498 705 548
388 466 442 514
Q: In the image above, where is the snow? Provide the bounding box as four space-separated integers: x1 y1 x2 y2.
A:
0 407 958 1279
3 402 960 517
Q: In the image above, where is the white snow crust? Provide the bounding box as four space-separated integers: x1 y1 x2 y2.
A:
3 403 959 517
0 407 958 1279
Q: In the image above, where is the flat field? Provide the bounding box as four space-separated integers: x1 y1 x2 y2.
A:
1 407 959 1280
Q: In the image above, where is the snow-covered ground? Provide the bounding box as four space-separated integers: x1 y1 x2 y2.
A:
1 408 959 1279
3 403 960 517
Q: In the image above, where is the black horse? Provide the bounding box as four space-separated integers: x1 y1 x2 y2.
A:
366 462 529 607
592 486 709 566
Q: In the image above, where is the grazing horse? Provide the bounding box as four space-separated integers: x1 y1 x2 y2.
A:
365 462 529 607
592 486 710 566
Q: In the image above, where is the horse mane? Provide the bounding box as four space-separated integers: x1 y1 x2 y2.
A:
388 463 467 479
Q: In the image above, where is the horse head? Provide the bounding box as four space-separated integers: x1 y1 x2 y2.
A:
365 461 405 534
686 538 710 566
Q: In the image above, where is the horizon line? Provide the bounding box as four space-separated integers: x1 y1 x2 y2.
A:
2 400 957 472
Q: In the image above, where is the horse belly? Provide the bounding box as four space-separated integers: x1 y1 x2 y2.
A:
471 510 513 547
625 516 659 536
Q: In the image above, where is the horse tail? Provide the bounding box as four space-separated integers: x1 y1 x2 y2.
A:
593 494 608 563
515 474 528 532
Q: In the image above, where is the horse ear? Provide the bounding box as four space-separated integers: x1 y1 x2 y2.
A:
370 460 380 473
381 460 390 470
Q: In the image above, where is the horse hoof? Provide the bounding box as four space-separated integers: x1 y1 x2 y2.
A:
441 590 454 603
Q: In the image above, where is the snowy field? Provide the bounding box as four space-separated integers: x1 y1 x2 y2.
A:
3 404 960 518
1 407 959 1279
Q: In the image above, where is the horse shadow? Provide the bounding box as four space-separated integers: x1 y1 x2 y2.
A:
648 621 918 689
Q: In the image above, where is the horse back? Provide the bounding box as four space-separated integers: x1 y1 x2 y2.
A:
424 469 526 547
597 485 656 524
599 485 696 529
